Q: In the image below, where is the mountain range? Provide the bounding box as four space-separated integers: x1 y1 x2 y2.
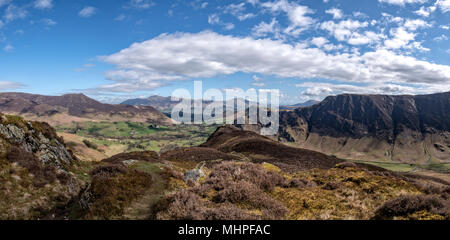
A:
0 92 173 126
123 95 318 112
1 91 449 164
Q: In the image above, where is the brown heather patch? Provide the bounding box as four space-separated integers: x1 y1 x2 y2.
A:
155 162 288 220
0 158 78 220
373 195 449 220
6 146 57 188
79 164 153 219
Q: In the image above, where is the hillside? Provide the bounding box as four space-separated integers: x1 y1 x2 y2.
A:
0 92 173 126
62 126 449 220
0 114 84 219
276 92 450 164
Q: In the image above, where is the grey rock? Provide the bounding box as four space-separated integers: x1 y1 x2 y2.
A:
184 169 205 183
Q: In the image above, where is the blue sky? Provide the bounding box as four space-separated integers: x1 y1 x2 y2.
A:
0 0 449 104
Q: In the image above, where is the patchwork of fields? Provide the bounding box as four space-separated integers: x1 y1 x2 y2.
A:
56 121 219 161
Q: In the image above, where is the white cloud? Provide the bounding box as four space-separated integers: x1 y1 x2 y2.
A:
261 0 315 36
378 0 427 6
382 19 430 50
247 0 260 6
252 75 266 87
297 82 419 97
320 19 383 46
128 0 154 9
208 14 234 31
252 18 281 38
347 31 386 45
34 0 53 9
384 27 416 49
190 0 208 10
41 18 57 26
404 19 431 31
325 8 343 19
98 31 450 93
437 0 450 12
311 37 329 47
0 81 23 90
3 44 14 52
223 3 256 21
414 5 437 17
224 23 235 30
115 14 126 21
0 0 11 8
353 11 368 18
4 4 28 22
0 20 4 29
208 14 220 25
433 34 448 41
79 6 97 18
414 0 449 16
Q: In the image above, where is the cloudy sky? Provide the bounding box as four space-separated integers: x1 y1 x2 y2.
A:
0 0 449 104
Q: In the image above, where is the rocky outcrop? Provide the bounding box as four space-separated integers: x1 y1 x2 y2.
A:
0 122 73 168
0 114 83 219
277 92 450 163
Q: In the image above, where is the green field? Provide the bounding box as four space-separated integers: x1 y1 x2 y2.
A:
57 121 219 153
350 160 450 173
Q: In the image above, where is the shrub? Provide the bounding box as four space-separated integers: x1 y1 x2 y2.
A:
373 195 449 220
156 189 206 220
213 180 260 203
82 140 98 150
207 162 285 191
90 164 128 178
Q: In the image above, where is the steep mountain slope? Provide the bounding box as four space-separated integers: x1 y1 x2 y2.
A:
277 92 450 164
0 114 84 219
0 92 173 126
